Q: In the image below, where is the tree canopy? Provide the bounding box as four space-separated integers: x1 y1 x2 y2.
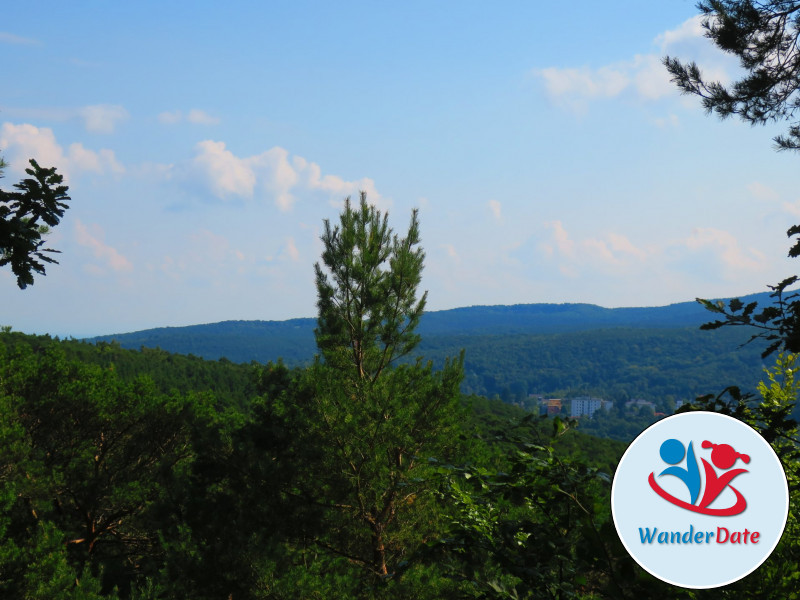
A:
314 192 427 381
665 1 800 356
663 8 800 594
306 193 464 580
665 1 800 151
0 157 71 288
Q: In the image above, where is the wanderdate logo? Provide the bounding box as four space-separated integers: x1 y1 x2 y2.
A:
612 412 788 589
648 438 750 516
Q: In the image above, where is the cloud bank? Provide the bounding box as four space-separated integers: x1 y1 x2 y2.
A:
158 109 220 125
185 140 382 211
534 16 736 112
0 122 124 181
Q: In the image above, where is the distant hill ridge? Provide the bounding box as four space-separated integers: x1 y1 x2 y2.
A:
86 292 773 365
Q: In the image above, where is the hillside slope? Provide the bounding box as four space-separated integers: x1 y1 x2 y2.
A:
85 294 774 403
87 292 772 362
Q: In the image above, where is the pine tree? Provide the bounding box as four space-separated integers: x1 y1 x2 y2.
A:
664 2 800 354
306 192 464 581
664 1 800 151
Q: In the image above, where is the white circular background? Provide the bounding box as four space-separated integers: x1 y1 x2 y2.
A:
611 411 789 589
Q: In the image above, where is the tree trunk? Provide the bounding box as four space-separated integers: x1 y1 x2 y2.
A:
373 531 388 576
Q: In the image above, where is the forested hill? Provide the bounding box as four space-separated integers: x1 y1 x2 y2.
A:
83 292 774 403
87 292 771 362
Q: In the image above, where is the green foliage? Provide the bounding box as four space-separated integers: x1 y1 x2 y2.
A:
89 317 769 414
429 416 675 599
0 331 257 410
0 327 679 598
315 191 427 380
664 1 800 152
11 184 772 595
430 326 763 404
91 295 740 359
88 318 319 366
666 1 800 361
0 340 197 597
679 354 800 597
697 276 800 357
17 521 110 600
301 193 465 582
0 158 71 288
574 406 663 444
463 396 627 475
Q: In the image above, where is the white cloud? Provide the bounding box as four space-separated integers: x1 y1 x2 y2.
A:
256 147 300 210
684 227 765 273
540 221 647 271
532 219 773 296
68 143 124 174
192 140 257 198
1 105 132 133
186 109 220 125
0 31 39 45
158 109 220 125
783 201 800 218
747 181 780 203
536 65 629 111
607 232 647 260
0 122 125 180
158 110 183 124
75 220 133 273
655 15 706 52
543 220 576 257
584 238 616 263
441 243 460 263
653 114 680 128
631 54 675 100
546 66 629 98
190 140 382 211
1 122 66 173
534 15 735 111
297 155 383 208
488 199 502 221
284 237 300 262
80 104 129 134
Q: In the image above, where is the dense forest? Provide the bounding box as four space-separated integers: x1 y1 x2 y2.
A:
3 193 800 599
7 12 800 587
87 308 768 407
2 326 798 598
5 0 800 595
0 329 627 599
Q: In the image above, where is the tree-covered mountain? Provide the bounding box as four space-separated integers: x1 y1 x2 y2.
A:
85 293 772 403
0 329 638 598
88 294 772 363
424 326 763 405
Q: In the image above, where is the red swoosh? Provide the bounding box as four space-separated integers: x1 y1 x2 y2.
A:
648 472 747 516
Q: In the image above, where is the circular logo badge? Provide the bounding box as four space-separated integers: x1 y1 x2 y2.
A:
611 411 788 588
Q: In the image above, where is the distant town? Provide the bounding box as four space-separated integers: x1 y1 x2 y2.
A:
529 396 686 419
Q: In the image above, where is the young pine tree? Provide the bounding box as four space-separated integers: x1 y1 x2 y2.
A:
308 192 464 583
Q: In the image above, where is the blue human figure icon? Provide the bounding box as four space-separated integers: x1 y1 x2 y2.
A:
658 438 701 505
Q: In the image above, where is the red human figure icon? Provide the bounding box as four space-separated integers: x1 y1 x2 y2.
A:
698 441 750 510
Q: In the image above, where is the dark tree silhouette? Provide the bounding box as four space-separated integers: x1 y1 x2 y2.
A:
0 157 70 288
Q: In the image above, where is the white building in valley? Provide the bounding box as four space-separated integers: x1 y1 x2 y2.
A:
570 396 611 418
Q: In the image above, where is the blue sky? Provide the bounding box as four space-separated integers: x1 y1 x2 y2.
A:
2 1 798 337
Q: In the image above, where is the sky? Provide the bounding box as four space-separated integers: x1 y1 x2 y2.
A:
2 1 799 338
